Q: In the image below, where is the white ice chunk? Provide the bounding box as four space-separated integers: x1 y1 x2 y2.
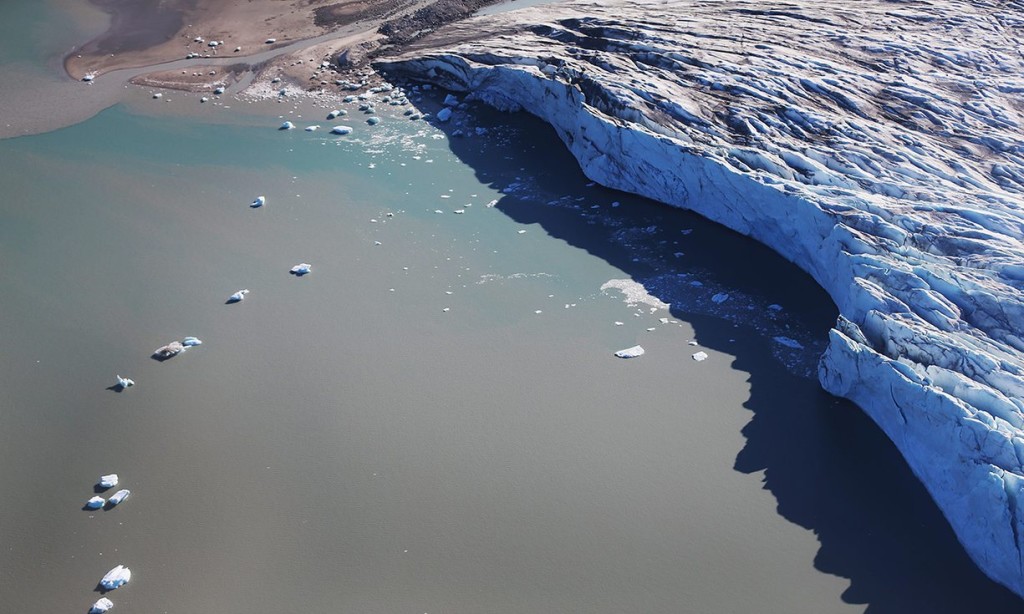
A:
436 107 453 122
443 94 460 106
290 263 312 276
153 341 184 359
692 351 709 362
85 496 105 510
115 375 134 389
279 121 294 130
182 337 202 346
107 489 130 507
214 86 225 95
250 195 265 208
228 289 249 303
773 336 804 349
89 597 114 613
98 474 118 489
327 110 341 119
614 345 645 358
304 125 319 132
367 116 381 125
99 565 131 590
331 125 352 135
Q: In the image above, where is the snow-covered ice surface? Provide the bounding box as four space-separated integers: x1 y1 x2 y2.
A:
378 0 1024 596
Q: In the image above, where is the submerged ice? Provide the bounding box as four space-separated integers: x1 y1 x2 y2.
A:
378 0 1024 596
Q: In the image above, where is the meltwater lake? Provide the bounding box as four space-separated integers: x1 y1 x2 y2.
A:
0 2 1020 611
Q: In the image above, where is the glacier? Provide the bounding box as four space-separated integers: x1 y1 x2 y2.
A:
375 0 1024 597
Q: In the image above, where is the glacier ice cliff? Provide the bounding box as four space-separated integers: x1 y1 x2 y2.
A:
376 0 1024 597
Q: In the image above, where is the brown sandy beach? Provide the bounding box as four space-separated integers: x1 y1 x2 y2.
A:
65 0 501 88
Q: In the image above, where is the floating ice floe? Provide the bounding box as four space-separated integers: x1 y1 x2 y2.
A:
367 116 380 125
614 345 645 358
153 341 184 360
214 86 225 95
251 195 265 208
279 121 294 130
85 496 105 510
182 336 202 347
290 263 312 276
327 110 341 119
82 73 95 82
692 351 709 362
435 107 453 122
773 336 804 350
107 489 130 507
99 565 131 590
98 474 118 489
115 375 134 390
330 125 352 135
200 96 209 103
711 293 730 304
305 125 319 132
89 597 114 613
152 93 162 99
443 94 459 106
227 289 249 303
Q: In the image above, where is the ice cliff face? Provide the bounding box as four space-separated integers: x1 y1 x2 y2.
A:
377 0 1024 596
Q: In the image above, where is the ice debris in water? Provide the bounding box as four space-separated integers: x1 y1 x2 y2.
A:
89 597 114 613
153 341 184 359
85 496 105 510
711 293 730 304
614 345 645 358
108 489 130 507
436 107 453 122
773 336 804 350
214 86 225 95
290 263 312 276
305 125 319 132
692 351 709 362
279 121 294 130
182 336 202 346
367 116 381 125
115 375 134 389
443 94 459 106
326 110 341 119
331 125 352 135
227 289 249 303
98 474 118 489
99 565 131 590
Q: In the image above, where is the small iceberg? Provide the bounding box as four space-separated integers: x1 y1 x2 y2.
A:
305 125 319 132
443 93 459 106
99 565 131 590
436 107 453 122
89 597 114 613
182 336 202 347
251 195 266 208
327 110 341 119
279 121 294 130
115 375 134 390
85 496 105 510
227 289 249 303
214 86 225 95
98 474 118 489
289 263 312 276
367 116 380 125
265 37 277 44
692 351 709 362
330 125 352 135
108 489 130 507
153 341 184 360
82 73 95 82
614 345 645 359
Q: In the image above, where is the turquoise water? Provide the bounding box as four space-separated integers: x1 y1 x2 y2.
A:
0 2 1022 612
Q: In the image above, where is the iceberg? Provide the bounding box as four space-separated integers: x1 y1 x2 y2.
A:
289 263 312 276
85 496 105 510
614 345 645 358
331 125 353 135
327 110 341 119
377 0 1024 596
213 86 225 95
182 336 202 346
278 121 294 130
89 597 114 613
98 474 118 489
435 107 453 122
99 565 131 590
152 341 184 360
227 289 249 303
305 125 319 132
107 489 130 507
251 195 266 208
114 375 134 390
